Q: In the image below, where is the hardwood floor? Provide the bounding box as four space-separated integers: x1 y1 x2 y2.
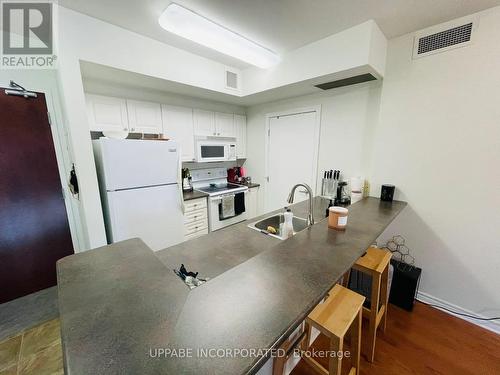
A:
291 302 500 375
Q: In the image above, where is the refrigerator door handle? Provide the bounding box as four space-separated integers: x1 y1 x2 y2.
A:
177 144 185 214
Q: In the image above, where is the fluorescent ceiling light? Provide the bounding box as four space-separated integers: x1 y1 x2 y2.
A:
159 3 280 69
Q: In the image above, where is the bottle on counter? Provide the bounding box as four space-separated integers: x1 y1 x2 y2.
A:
325 199 334 217
283 208 294 239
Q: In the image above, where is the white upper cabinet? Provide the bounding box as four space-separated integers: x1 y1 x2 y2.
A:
126 100 163 134
86 94 129 132
215 112 235 137
193 109 216 137
234 114 247 159
161 105 195 162
193 110 235 137
86 95 242 160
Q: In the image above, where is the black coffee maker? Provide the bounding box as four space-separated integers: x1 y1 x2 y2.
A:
334 181 351 206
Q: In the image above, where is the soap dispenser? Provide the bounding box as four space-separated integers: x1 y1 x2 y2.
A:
283 208 294 239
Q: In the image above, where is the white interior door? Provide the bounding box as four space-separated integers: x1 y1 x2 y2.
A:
266 110 319 212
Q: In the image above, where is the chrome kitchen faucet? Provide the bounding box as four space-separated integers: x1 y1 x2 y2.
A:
287 183 315 226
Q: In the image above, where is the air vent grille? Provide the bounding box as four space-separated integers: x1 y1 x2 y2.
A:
225 70 238 89
315 73 377 91
417 22 473 55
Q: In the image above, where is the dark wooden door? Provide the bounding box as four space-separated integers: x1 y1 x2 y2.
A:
0 91 74 304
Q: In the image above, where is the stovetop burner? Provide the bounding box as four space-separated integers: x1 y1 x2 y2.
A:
196 183 243 194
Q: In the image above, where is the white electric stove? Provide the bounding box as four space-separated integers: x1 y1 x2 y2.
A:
191 168 248 231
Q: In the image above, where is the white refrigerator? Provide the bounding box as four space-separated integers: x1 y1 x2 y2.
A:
93 138 184 251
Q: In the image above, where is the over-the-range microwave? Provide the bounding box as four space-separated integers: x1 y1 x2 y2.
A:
196 139 236 163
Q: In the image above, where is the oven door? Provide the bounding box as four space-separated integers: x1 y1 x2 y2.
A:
208 192 248 231
196 142 228 163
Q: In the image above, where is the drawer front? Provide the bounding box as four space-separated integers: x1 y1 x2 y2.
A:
184 208 207 224
184 228 208 241
184 219 208 235
184 198 207 213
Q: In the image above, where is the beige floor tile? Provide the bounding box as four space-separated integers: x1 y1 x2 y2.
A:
21 319 60 358
19 339 63 375
0 335 21 371
0 364 17 375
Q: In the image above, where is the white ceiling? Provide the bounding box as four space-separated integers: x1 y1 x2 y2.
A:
61 0 500 68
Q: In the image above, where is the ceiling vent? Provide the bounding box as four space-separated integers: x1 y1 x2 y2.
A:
315 73 377 91
225 69 239 90
413 18 476 58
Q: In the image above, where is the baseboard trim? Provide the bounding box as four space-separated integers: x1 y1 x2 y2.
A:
416 291 500 335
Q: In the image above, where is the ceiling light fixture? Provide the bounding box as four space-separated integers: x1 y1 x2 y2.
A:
158 3 280 69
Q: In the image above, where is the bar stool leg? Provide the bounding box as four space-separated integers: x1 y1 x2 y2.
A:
341 270 351 287
367 273 381 362
380 266 389 333
302 321 311 352
329 335 343 375
351 308 362 375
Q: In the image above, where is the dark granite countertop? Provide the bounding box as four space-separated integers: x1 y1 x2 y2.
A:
57 197 406 375
237 182 260 189
183 189 209 201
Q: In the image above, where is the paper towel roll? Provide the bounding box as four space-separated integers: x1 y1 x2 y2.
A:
350 177 364 193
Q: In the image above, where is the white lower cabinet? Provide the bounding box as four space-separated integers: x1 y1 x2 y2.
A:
246 186 259 219
184 198 208 240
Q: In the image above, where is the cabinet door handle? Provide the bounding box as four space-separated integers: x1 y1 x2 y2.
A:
123 127 128 131
131 128 135 132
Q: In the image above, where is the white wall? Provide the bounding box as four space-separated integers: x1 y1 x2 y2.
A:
242 20 387 96
369 7 500 330
245 82 382 214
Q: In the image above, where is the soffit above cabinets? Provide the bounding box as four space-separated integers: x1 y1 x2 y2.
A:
60 0 500 69
79 19 387 106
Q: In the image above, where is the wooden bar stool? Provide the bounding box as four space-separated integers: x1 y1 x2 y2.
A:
301 285 365 375
342 246 392 362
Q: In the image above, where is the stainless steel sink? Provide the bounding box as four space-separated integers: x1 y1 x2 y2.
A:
248 214 309 240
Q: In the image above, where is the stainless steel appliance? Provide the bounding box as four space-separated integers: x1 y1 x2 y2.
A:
192 168 248 231
182 167 193 192
196 139 236 163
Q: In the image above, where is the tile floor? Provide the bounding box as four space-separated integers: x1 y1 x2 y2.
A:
0 319 63 375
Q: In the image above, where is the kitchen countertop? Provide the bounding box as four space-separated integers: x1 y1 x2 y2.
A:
236 182 260 189
183 189 209 201
57 197 406 375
